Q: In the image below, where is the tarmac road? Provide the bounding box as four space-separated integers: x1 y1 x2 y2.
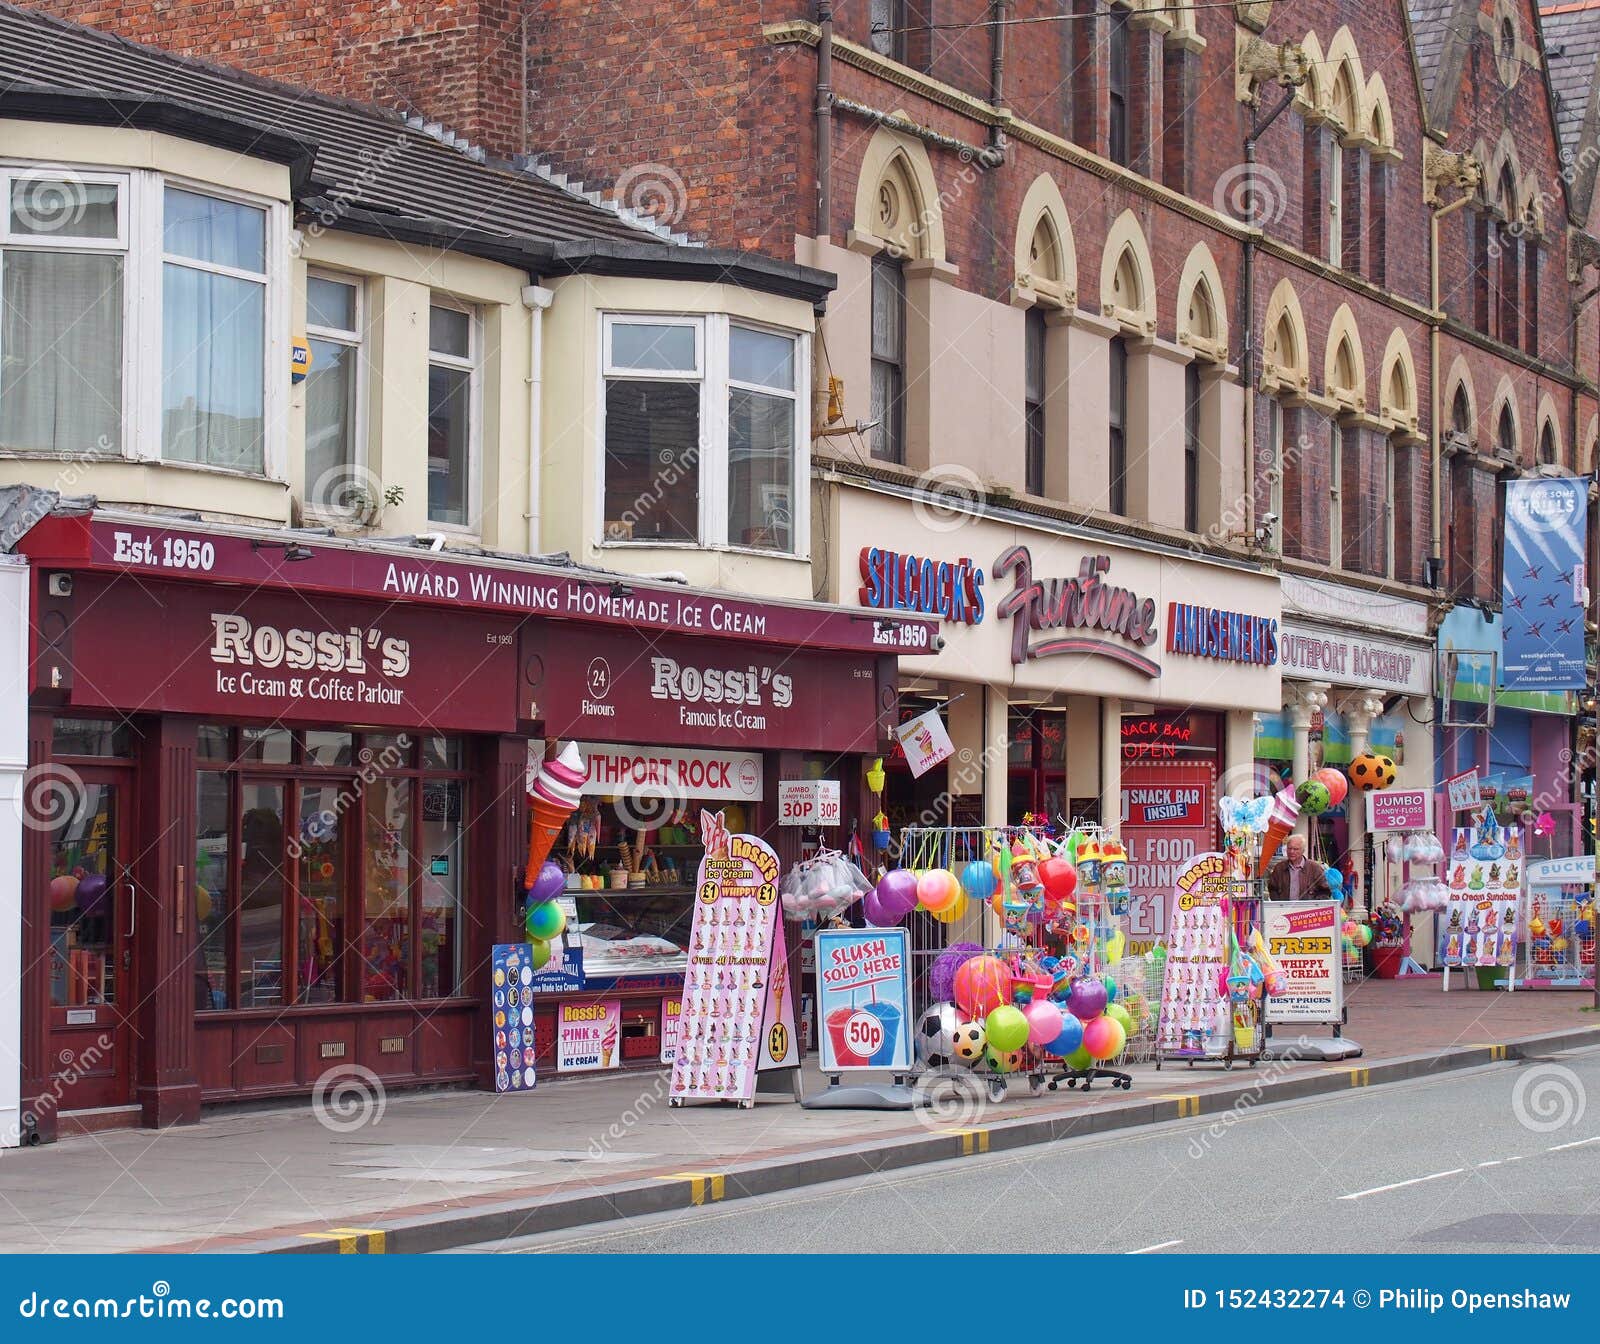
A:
467 1046 1600 1255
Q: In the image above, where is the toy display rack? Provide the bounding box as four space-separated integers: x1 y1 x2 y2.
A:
1156 873 1269 1072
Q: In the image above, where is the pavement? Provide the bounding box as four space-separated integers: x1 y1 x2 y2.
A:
0 978 1595 1254
480 1045 1600 1255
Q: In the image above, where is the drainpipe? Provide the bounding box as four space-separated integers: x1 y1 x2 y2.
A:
816 1 833 238
988 1 1008 156
1240 85 1298 539
521 284 553 554
1429 191 1474 580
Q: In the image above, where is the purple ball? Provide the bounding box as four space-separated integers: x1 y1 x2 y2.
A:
875 868 920 918
1065 976 1109 1022
928 942 984 1003
75 872 110 916
861 889 899 928
529 860 567 905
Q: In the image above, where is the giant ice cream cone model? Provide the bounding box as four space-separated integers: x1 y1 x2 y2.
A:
1255 785 1302 876
525 743 587 888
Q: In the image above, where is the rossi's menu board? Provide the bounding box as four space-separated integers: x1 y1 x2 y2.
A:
669 812 797 1104
1439 824 1520 969
1156 852 1232 1057
491 944 538 1092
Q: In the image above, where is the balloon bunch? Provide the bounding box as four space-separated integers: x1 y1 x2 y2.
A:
1294 766 1349 815
1341 918 1373 956
522 861 569 972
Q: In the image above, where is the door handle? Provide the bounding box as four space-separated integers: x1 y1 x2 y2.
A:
125 882 136 939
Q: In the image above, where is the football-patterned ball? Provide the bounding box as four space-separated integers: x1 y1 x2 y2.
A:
952 1021 987 1063
1348 751 1397 792
916 1002 961 1068
983 1046 1025 1074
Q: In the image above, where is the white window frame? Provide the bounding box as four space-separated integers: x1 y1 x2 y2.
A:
147 175 286 479
301 269 367 514
597 312 810 558
425 295 483 535
0 165 132 459
1328 141 1344 268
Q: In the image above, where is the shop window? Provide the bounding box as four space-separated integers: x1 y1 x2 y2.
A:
601 314 805 553
427 300 478 529
1107 8 1130 168
1183 362 1201 533
47 781 118 1008
197 724 233 761
162 187 268 472
194 731 467 1010
727 324 797 551
0 169 125 456
51 717 133 758
303 273 364 513
1025 308 1046 496
870 254 906 464
241 726 293 765
1108 336 1128 515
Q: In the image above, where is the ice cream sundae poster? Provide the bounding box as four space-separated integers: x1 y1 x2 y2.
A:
669 811 793 1103
490 943 539 1093
1439 815 1520 969
1156 852 1233 1057
556 998 621 1072
815 928 913 1072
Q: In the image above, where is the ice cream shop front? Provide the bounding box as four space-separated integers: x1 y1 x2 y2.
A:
9 505 919 1141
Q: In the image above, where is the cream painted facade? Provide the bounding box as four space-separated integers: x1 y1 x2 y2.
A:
814 476 1281 836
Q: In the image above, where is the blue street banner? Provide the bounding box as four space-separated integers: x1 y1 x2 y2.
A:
814 927 912 1071
1500 476 1588 691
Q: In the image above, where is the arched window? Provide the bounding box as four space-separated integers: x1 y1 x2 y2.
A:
1538 420 1557 467
1497 402 1517 459
1111 247 1143 315
1451 384 1472 440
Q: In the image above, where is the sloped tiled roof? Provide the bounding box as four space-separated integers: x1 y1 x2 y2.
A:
1410 0 1461 96
0 1 677 248
1541 1 1600 164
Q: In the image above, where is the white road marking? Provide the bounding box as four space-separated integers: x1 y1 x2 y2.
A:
1128 1239 1184 1254
1548 1136 1600 1152
1475 1160 1501 1168
1338 1169 1466 1201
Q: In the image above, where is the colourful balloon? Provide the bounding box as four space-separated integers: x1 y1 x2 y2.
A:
985 1003 1030 1052
1315 766 1349 808
1100 973 1118 1003
960 859 997 900
860 889 896 927
529 937 552 970
929 892 968 924
525 900 566 941
1295 779 1332 814
916 868 962 914
1082 1015 1127 1061
529 860 567 905
75 872 109 916
1065 977 1108 1022
953 955 1011 1018
1044 1014 1085 1057
1038 857 1079 903
1021 998 1064 1047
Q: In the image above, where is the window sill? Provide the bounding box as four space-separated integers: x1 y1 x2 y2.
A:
0 448 289 487
597 539 809 563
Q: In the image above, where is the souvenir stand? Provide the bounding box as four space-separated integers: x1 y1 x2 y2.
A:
892 821 1142 1104
1519 854 1596 991
1439 805 1521 992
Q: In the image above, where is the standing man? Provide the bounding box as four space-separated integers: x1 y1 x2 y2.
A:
1267 834 1332 901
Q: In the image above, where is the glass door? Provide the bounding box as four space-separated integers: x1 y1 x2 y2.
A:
45 771 137 1110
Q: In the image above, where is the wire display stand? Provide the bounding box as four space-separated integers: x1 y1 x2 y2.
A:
1519 860 1597 991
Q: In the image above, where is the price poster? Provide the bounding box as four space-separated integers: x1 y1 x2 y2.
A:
1262 901 1341 1023
1155 852 1232 1057
814 928 913 1072
669 811 795 1104
490 944 538 1092
1439 825 1520 968
556 998 621 1072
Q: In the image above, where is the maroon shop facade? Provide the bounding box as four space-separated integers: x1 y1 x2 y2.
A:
13 509 926 1140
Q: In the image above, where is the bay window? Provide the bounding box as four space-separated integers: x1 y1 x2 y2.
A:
304 273 363 511
427 300 478 528
162 187 267 471
601 313 807 553
0 169 125 455
1 163 283 472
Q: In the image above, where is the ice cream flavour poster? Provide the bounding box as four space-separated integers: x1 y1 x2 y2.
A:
1439 818 1520 969
556 998 621 1071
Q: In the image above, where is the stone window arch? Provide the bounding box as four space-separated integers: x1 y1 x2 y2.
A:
1535 395 1563 468
1323 304 1366 411
1262 278 1308 393
1012 173 1078 308
1099 209 1156 335
851 126 944 261
1378 329 1418 435
1175 242 1228 360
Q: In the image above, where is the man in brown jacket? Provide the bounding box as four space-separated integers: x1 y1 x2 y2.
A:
1266 834 1333 901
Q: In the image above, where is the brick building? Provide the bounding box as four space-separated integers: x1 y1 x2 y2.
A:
13 2 1598 877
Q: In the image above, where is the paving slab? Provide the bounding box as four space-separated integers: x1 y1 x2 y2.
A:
0 978 1592 1253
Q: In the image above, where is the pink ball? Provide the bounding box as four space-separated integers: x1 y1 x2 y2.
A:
1022 999 1064 1047
916 868 961 914
1082 1015 1126 1061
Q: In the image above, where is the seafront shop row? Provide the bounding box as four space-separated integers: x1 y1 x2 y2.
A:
5 504 934 1139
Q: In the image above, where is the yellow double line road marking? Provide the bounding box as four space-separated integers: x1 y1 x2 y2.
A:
658 1172 727 1206
1151 1093 1202 1117
300 1227 386 1254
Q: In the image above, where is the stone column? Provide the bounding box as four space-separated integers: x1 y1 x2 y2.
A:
1052 309 1119 509
1341 688 1387 904
1287 682 1330 824
1100 697 1123 832
1125 335 1192 528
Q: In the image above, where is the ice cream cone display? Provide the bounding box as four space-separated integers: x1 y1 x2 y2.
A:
1255 786 1301 876
525 742 587 888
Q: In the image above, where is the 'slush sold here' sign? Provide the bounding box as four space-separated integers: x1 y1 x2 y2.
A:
815 928 912 1071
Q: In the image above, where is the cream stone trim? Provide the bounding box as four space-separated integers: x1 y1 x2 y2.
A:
1323 303 1367 409
1100 208 1157 333
1175 242 1229 359
1364 72 1400 161
1262 278 1310 393
1581 415 1598 475
1535 392 1564 464
852 124 946 262
1378 329 1419 434
1012 173 1079 308
1443 355 1479 441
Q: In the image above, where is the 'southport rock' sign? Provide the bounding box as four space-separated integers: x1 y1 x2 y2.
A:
992 546 1159 676
57 575 521 733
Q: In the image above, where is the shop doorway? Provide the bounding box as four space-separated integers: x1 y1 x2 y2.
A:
45 768 139 1111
